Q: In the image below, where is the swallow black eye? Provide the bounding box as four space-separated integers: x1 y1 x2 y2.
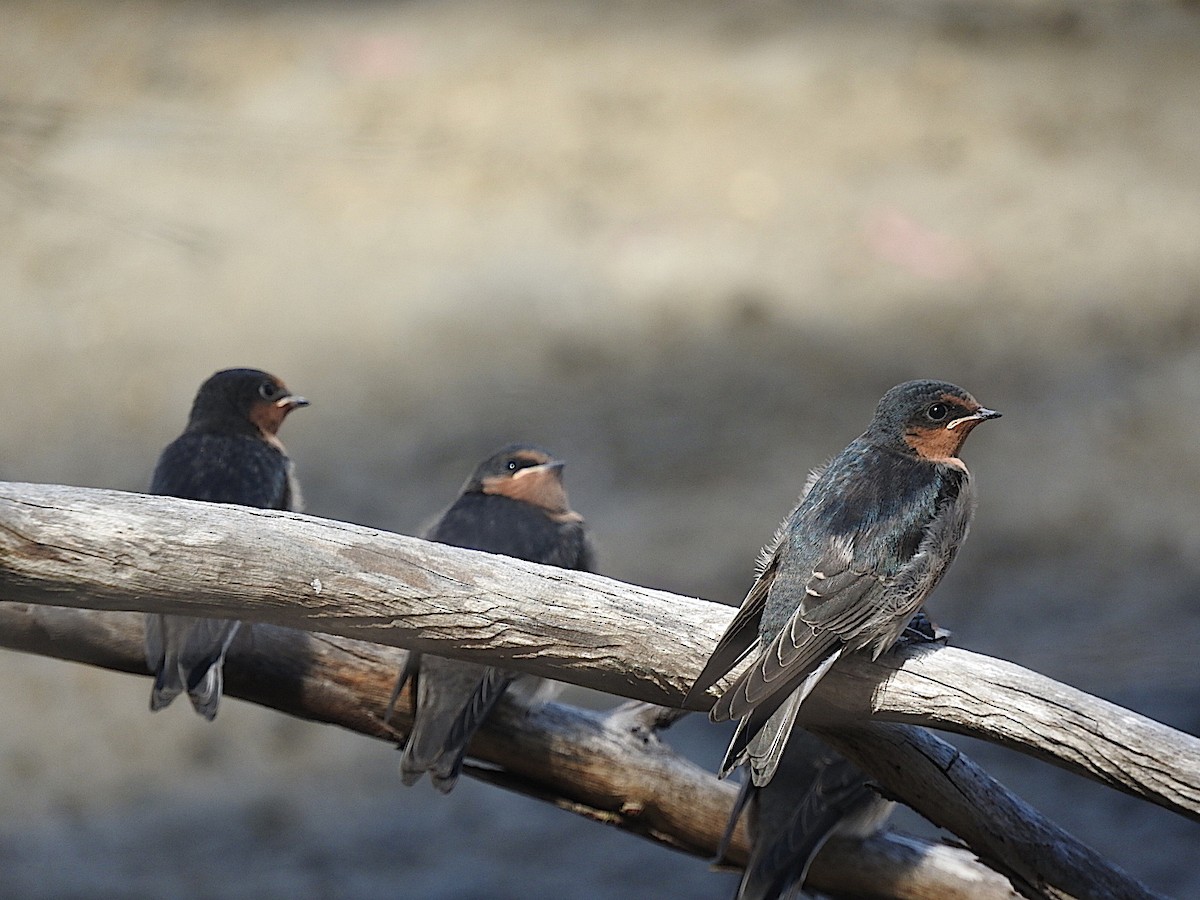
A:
259 382 280 401
927 403 948 422
505 459 520 471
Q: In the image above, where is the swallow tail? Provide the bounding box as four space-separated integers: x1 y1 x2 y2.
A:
145 614 184 711
145 615 240 721
736 747 891 900
385 651 422 724
431 666 518 792
714 774 755 867
399 656 502 794
719 648 842 783
186 662 225 721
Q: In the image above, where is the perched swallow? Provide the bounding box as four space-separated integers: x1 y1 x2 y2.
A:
729 730 893 900
687 380 999 787
392 444 593 793
143 368 308 720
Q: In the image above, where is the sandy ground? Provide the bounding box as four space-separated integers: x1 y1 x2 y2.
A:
1 0 1199 896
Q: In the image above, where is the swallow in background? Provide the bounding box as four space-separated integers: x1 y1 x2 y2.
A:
144 368 308 720
717 614 942 900
687 379 999 789
390 444 594 793
729 730 893 900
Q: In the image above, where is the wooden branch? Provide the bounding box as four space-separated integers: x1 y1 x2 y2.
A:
0 482 1190 898
0 482 729 704
0 483 1195 822
809 647 1200 822
813 725 1162 900
0 602 1019 900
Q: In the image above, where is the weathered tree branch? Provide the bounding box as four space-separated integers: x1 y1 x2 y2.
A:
809 646 1200 821
0 482 1193 898
0 483 1194 819
812 725 1160 900
0 603 1018 900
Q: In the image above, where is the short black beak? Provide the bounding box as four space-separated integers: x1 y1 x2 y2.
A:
947 407 1001 430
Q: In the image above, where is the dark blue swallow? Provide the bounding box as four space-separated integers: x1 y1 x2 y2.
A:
728 730 894 900
687 379 999 790
143 367 308 720
390 443 593 793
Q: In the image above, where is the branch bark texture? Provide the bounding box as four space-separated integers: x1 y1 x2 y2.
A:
0 603 1017 900
0 482 1193 899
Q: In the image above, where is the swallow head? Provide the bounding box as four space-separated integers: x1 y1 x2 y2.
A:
870 380 1000 462
467 444 578 518
188 368 309 437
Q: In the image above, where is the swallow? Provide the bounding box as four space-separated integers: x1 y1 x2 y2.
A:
143 367 308 720
729 730 894 900
391 443 594 793
717 614 942 899
686 379 999 788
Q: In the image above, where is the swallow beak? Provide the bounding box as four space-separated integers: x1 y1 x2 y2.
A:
946 407 1001 430
275 394 310 410
514 460 565 480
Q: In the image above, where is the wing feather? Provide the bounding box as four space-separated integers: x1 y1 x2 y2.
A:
686 547 777 708
714 465 975 763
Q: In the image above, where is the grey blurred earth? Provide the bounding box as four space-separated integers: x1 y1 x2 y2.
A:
1 1 1199 897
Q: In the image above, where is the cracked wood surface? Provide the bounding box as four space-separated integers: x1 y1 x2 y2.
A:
0 482 1196 897
0 603 1019 900
0 482 1194 822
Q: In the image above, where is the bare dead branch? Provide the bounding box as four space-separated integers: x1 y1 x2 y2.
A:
0 482 1191 898
0 483 1194 821
0 602 1019 900
814 725 1163 900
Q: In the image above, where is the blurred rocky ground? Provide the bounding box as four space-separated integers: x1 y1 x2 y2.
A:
1 0 1198 896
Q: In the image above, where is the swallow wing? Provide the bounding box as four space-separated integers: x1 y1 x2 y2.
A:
719 463 975 721
685 545 777 708
687 463 831 710
711 536 879 723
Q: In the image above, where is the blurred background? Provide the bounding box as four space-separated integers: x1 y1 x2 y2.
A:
2 0 1199 896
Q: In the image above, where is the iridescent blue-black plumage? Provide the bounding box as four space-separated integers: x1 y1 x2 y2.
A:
732 731 893 900
394 443 593 793
688 380 999 790
143 368 307 721
427 490 590 570
149 432 294 510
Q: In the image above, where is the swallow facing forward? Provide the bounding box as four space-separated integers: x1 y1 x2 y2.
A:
144 368 308 720
687 380 999 788
393 444 594 793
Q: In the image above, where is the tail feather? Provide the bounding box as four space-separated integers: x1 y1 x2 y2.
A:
149 663 184 713
736 733 893 900
719 649 842 783
384 651 422 725
146 614 183 712
144 614 239 720
431 666 517 792
399 656 494 793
